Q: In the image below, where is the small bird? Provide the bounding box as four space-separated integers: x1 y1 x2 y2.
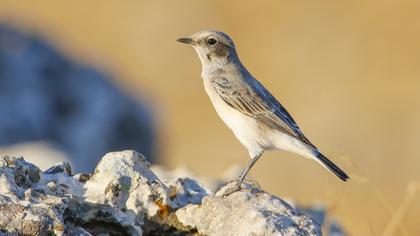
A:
177 30 349 193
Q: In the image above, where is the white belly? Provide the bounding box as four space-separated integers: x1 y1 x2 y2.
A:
203 80 314 160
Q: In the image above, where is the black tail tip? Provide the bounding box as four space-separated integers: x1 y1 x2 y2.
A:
315 151 350 182
339 172 350 182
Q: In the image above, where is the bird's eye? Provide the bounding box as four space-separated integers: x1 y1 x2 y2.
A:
207 38 218 46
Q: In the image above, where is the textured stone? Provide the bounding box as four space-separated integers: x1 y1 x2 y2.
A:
176 182 321 236
0 151 324 236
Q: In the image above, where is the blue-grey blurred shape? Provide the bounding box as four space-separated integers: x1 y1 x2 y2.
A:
0 25 156 172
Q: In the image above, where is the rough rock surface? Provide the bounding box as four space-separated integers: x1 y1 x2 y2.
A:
176 182 320 236
0 150 322 236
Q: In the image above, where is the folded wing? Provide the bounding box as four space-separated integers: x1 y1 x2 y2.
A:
210 76 315 148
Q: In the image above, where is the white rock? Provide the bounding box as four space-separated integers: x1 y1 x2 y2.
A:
0 151 324 236
176 182 321 236
84 150 171 217
166 177 209 208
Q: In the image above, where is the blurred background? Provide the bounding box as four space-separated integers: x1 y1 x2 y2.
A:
0 1 419 235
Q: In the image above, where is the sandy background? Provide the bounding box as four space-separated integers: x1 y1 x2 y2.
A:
0 1 419 235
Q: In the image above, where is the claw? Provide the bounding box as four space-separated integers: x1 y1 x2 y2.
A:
219 180 242 198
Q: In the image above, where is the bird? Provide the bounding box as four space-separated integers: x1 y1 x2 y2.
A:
177 30 349 194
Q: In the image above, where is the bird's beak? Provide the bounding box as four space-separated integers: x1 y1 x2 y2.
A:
177 37 196 45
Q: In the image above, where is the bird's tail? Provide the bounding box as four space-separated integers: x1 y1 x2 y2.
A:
313 150 349 182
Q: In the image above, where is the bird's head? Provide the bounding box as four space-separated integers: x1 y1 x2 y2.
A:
177 30 238 69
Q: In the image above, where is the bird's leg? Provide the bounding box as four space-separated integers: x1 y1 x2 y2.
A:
221 152 263 197
237 152 262 186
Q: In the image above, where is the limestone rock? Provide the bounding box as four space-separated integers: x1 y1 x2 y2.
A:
176 182 321 236
0 151 325 236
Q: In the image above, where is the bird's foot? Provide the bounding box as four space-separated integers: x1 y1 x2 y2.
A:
215 180 242 198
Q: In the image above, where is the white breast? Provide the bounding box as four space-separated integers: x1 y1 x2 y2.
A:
202 78 315 160
203 79 268 157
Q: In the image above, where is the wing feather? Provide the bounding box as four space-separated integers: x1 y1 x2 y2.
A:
211 76 314 147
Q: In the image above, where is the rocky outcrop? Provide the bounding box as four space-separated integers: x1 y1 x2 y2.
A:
0 151 322 236
177 182 320 236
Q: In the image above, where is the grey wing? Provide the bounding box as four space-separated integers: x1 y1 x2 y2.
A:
211 76 315 147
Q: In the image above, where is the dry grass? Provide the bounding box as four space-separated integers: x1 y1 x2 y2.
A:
320 152 418 235
382 182 418 236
